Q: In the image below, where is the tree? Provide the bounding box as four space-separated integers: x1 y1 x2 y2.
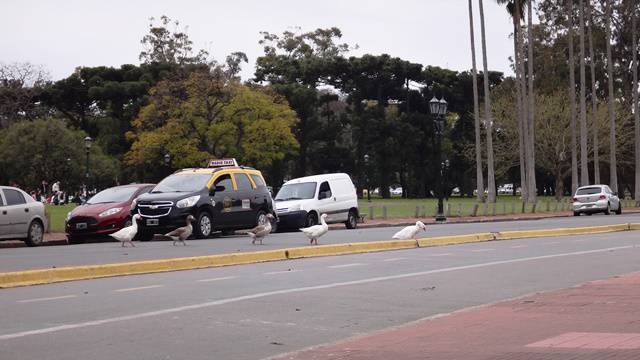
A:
126 70 299 182
0 62 50 128
568 0 579 195
604 0 618 192
478 0 497 203
632 0 639 201
579 0 589 186
468 0 485 202
586 0 600 184
0 118 118 190
139 15 209 66
525 0 537 202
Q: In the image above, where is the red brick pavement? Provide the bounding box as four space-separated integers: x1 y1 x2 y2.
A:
276 272 640 360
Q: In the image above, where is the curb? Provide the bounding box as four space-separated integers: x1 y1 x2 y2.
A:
1 223 638 289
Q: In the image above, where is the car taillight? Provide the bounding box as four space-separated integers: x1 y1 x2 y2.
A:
599 195 606 200
572 197 578 202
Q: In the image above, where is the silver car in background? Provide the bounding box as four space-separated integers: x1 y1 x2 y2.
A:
0 186 47 246
573 185 622 216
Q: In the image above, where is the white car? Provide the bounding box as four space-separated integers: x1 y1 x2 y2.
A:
573 185 622 216
0 186 47 246
275 173 359 229
390 187 403 196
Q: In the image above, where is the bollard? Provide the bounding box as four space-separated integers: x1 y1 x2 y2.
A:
511 202 516 214
472 203 479 217
415 206 420 218
382 206 388 220
521 202 526 213
492 203 496 216
421 205 427 218
482 203 488 216
531 202 537 213
368 206 374 220
502 203 506 215
546 201 550 212
457 203 462 217
554 201 559 212
446 203 452 217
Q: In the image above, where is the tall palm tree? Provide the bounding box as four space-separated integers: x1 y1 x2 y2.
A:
632 0 639 201
478 0 496 203
525 0 536 202
468 0 485 202
578 0 589 186
605 0 618 192
586 0 599 184
568 0 579 195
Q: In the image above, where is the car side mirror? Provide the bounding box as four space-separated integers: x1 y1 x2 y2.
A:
210 185 225 195
613 192 618 196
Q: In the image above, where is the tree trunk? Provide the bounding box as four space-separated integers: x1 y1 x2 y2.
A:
468 0 485 202
526 0 537 203
555 168 564 201
517 0 530 202
478 0 496 203
605 0 618 192
632 0 639 201
586 0 600 184
578 0 589 187
514 18 528 202
568 0 579 195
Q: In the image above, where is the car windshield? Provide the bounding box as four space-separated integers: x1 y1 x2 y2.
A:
87 187 138 204
576 187 602 195
275 182 317 201
152 174 211 193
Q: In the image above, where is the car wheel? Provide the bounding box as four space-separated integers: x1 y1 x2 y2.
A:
24 220 44 247
124 217 132 227
604 203 611 215
616 203 623 215
196 211 213 239
573 211 580 217
345 210 358 229
305 212 318 228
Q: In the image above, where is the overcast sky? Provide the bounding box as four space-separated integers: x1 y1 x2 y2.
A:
1 0 521 82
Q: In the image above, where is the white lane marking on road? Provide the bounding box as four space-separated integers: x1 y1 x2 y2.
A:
17 295 77 304
114 285 163 293
510 245 528 249
328 263 366 269
197 276 236 283
383 257 407 262
429 253 453 257
264 270 301 275
471 249 495 252
0 245 634 341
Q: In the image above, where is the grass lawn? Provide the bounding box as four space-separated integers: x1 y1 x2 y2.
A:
45 204 77 233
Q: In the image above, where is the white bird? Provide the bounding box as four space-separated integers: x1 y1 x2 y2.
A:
110 214 141 247
247 213 275 245
300 213 329 245
153 215 196 246
392 221 427 240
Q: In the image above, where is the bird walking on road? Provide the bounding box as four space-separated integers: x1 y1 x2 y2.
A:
300 213 329 245
392 221 427 240
109 214 141 247
247 213 275 245
153 215 195 246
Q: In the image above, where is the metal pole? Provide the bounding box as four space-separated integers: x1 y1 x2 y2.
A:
435 116 446 222
85 149 90 182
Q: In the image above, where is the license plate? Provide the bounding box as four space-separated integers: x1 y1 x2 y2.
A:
146 219 159 226
75 223 87 230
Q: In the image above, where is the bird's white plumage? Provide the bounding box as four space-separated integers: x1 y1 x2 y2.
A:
109 214 140 247
392 221 427 240
300 214 329 245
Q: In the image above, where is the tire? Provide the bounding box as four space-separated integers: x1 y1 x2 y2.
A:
345 210 358 229
604 203 611 215
195 211 213 239
573 211 580 217
124 217 132 228
24 220 44 247
616 203 623 215
305 212 318 228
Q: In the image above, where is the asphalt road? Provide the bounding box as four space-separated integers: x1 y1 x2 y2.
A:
1 212 639 272
1 230 640 360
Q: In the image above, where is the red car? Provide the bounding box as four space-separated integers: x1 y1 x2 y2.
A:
65 184 154 243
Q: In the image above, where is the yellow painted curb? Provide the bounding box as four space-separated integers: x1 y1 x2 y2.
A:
286 239 417 259
1 223 639 288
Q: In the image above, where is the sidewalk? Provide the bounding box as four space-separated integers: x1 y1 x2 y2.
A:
277 271 640 360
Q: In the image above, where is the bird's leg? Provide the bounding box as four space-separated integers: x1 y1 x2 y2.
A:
121 241 125 247
182 240 186 246
173 240 177 246
130 241 136 247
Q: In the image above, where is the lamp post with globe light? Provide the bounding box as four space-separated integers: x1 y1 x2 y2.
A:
84 136 92 192
429 97 448 222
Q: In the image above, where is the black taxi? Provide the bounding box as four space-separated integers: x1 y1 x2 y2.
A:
133 159 277 240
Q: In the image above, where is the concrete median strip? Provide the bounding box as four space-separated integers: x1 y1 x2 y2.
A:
1 223 639 289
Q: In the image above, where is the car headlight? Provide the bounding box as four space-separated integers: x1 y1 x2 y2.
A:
176 195 200 208
99 207 123 217
66 212 72 221
288 204 301 212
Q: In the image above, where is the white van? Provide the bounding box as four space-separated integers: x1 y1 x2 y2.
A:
274 173 359 229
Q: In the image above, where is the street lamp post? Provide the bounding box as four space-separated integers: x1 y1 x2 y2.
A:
84 136 92 192
164 153 171 176
429 97 448 222
364 154 371 202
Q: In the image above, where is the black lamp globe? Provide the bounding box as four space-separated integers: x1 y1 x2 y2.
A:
429 96 440 115
84 136 92 150
438 98 448 116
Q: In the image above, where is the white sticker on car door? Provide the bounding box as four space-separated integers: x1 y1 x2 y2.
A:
242 199 250 209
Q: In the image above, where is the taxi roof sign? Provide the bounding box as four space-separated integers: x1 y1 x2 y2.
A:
208 158 238 168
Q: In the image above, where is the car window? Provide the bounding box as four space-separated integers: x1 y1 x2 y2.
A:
234 173 254 191
250 174 266 188
88 187 138 204
576 187 601 195
4 189 26 206
275 182 317 201
153 173 212 193
318 181 332 199
0 191 5 206
213 174 233 192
